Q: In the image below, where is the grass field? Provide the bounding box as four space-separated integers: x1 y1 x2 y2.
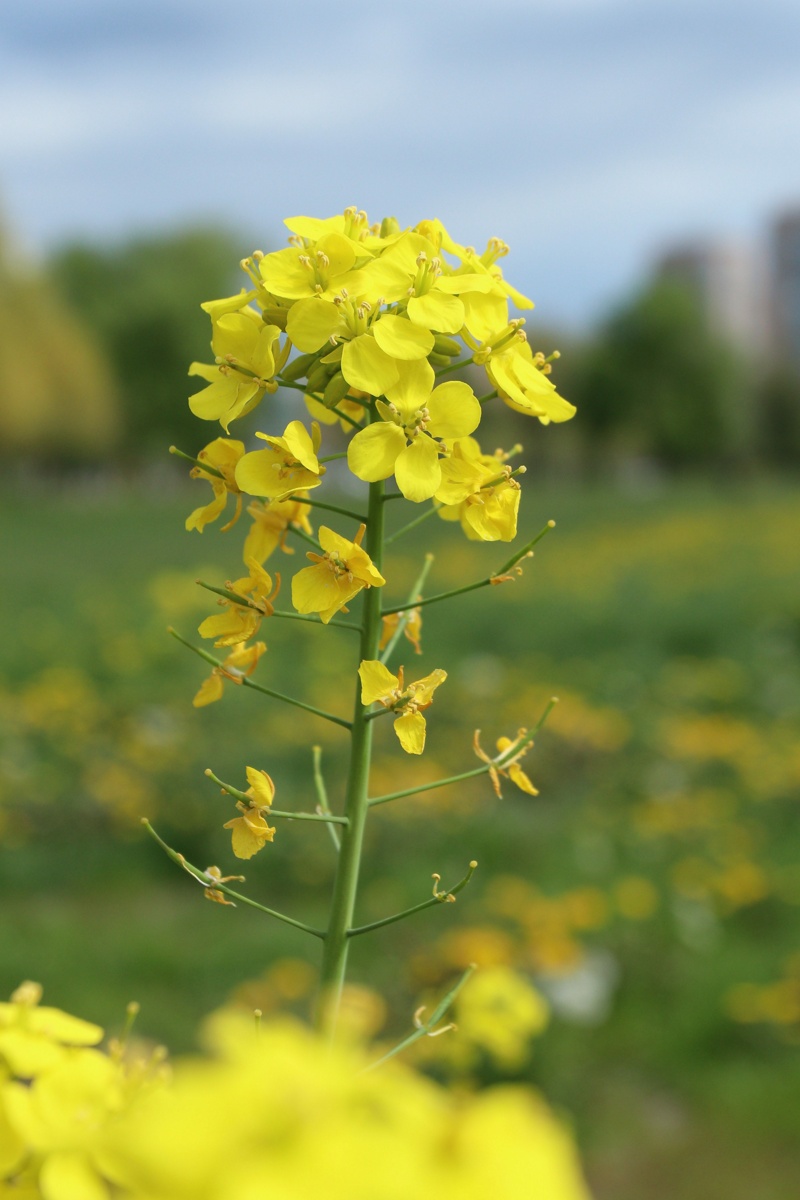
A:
1 474 799 1199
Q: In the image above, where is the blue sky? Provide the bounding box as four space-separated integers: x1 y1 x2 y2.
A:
1 0 799 327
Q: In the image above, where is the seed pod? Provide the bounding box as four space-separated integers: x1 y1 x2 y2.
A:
323 371 352 409
433 335 461 358
281 352 319 382
261 306 288 330
306 364 332 394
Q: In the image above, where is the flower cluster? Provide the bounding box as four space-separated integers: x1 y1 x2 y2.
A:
0 983 590 1200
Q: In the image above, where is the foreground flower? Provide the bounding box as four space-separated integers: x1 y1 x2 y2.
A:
235 420 324 502
480 333 576 424
437 438 522 542
189 302 286 430
193 642 266 707
198 561 279 647
184 438 245 533
292 525 385 623
474 729 539 797
359 660 447 754
347 361 481 502
222 767 277 860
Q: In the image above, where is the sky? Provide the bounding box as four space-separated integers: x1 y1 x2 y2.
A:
1 0 799 328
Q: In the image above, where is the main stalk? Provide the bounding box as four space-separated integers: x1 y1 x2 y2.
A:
317 477 385 1034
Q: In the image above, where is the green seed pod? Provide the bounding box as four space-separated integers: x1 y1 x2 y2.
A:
433 335 462 358
306 364 332 394
323 371 352 409
261 306 288 330
281 352 319 382
427 352 452 367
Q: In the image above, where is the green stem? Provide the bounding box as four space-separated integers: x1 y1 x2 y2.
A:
348 860 477 937
319 452 348 463
168 628 352 729
141 820 324 938
380 520 555 616
362 965 475 1072
379 553 434 665
385 503 441 545
270 610 359 632
203 769 348 825
434 355 474 378
169 445 224 479
313 745 341 852
317 476 386 1035
289 494 367 523
476 390 498 405
286 524 323 551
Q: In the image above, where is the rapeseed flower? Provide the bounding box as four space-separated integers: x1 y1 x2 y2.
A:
474 730 539 797
242 498 313 564
235 420 324 501
189 303 286 430
292 525 385 623
197 560 279 647
184 437 245 533
347 363 481 502
193 642 266 707
359 659 447 754
222 767 277 860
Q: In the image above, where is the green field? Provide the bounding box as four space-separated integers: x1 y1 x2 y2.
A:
1 476 799 1199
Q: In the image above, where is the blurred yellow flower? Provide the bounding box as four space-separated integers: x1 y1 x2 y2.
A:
197 560 279 647
242 498 313 565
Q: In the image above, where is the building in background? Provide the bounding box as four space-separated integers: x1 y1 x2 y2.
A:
770 210 800 368
655 240 768 359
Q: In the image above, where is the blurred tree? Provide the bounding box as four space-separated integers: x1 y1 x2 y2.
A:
569 281 749 467
52 227 248 455
756 367 800 465
0 225 121 463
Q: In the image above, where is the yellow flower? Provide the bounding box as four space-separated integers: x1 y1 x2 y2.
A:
242 498 313 565
235 420 324 501
347 360 481 502
286 297 403 398
380 608 423 655
473 729 539 797
436 437 522 542
184 437 245 533
197 560 279 647
0 983 103 1081
478 330 575 424
259 232 360 301
359 230 498 334
292 525 385 623
223 767 277 860
359 660 447 754
189 304 286 430
454 966 549 1070
193 642 266 707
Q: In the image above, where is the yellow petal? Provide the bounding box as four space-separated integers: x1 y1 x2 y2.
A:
358 660 399 705
395 435 441 503
407 291 464 334
384 357 435 415
224 813 276 860
509 763 539 795
185 482 227 532
40 1151 109 1200
373 313 434 360
394 711 427 754
347 422 406 482
426 381 482 438
342 335 399 396
292 563 361 620
286 298 343 353
193 674 224 707
245 766 275 807
410 667 447 706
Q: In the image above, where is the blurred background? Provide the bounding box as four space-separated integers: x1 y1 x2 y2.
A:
1 2 799 1197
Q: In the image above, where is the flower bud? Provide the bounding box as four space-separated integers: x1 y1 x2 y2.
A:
323 371 352 409
432 335 462 358
281 352 319 382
